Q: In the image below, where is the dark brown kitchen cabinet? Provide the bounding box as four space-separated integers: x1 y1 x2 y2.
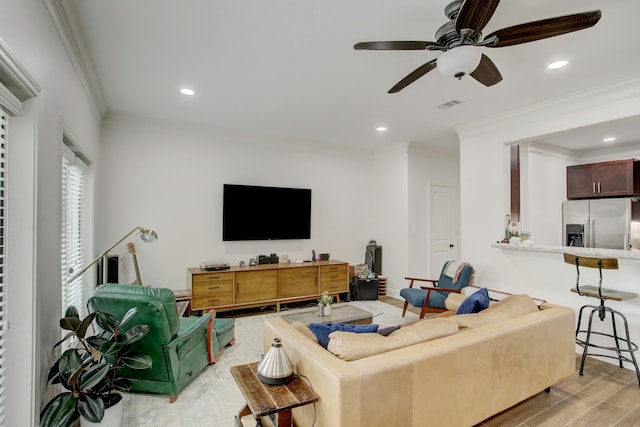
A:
567 159 640 199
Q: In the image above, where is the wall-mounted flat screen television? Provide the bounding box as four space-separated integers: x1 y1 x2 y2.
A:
223 184 312 241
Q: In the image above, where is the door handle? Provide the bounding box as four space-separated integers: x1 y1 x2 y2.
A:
449 244 454 248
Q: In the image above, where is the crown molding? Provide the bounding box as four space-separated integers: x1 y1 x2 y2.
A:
43 0 107 118
455 74 640 143
0 37 41 115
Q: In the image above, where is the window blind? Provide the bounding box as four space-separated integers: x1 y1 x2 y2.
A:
61 152 85 318
0 107 8 424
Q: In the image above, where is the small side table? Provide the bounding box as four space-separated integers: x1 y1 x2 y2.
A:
230 362 318 427
173 289 192 316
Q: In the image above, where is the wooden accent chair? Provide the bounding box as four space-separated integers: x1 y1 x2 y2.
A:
400 261 475 319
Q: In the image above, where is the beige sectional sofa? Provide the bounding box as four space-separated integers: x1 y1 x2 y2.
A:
263 294 576 427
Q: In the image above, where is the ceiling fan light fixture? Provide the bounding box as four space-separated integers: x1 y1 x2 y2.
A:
436 46 482 80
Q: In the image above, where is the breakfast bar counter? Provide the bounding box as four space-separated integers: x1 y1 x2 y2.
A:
492 242 640 261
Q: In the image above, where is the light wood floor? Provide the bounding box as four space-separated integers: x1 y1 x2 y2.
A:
379 296 640 426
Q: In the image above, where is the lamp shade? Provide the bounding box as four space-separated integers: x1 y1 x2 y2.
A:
257 338 294 385
139 228 158 243
437 45 481 79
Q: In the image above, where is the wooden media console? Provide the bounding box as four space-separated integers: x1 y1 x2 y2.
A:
187 260 348 312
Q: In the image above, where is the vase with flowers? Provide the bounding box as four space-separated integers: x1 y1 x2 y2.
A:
319 291 333 316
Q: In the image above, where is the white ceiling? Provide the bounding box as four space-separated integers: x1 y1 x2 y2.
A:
66 0 640 152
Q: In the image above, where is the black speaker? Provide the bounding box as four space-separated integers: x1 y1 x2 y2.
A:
97 255 119 285
365 243 382 275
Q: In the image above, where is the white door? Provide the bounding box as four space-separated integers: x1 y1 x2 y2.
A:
429 185 455 277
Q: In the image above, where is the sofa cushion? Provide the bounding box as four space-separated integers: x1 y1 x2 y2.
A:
456 287 490 314
327 317 458 361
486 294 539 316
310 323 379 348
291 321 319 343
453 294 539 329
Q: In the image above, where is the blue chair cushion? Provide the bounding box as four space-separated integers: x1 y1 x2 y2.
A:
399 287 426 307
456 287 490 314
400 287 450 309
309 323 379 348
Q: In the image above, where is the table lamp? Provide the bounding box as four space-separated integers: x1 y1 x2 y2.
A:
257 338 294 385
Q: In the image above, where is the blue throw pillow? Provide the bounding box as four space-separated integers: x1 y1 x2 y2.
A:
309 323 379 348
456 287 490 314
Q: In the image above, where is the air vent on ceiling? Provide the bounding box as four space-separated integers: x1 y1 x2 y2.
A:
436 99 463 110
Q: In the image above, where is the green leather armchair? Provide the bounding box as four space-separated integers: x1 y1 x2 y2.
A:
87 284 235 402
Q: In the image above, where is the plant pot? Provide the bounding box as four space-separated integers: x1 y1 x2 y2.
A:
323 304 332 316
80 392 124 427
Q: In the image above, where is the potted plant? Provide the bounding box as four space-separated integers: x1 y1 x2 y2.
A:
40 306 152 427
319 291 334 316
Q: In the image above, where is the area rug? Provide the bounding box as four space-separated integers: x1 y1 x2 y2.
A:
120 300 418 427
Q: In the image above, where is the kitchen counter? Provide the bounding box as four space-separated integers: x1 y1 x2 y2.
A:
492 242 640 261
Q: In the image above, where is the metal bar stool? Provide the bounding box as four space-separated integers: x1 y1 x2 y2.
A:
563 253 640 386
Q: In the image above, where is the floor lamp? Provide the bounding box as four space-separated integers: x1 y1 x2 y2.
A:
67 226 158 284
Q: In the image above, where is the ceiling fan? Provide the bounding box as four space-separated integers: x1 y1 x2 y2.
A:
354 0 601 93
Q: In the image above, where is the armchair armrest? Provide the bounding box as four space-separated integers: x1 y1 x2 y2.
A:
418 286 463 318
206 309 216 363
404 276 438 289
165 311 212 360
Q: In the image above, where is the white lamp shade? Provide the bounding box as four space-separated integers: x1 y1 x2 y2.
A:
437 46 482 79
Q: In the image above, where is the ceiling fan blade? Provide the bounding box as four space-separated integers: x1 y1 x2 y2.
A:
388 59 437 93
354 41 438 50
455 0 501 34
485 10 601 48
469 54 502 87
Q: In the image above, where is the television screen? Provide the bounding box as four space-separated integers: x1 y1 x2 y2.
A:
223 184 312 241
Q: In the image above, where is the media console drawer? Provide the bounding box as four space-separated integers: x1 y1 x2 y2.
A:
319 264 348 293
187 261 348 312
191 271 234 310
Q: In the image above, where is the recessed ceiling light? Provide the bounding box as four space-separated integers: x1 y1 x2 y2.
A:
376 126 387 132
180 88 195 96
603 137 616 143
548 60 568 70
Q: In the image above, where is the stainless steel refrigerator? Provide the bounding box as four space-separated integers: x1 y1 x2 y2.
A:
562 198 640 249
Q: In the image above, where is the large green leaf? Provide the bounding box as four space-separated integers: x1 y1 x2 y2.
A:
94 311 119 334
122 324 150 345
76 313 96 339
119 354 152 370
59 317 81 332
39 392 77 427
118 307 139 329
58 349 83 387
64 306 79 319
99 340 124 355
86 335 109 351
77 395 105 424
77 362 110 390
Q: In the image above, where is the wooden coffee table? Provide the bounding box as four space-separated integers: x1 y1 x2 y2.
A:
281 303 373 325
231 362 318 427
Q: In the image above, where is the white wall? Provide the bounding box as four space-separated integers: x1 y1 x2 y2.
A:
458 74 640 366
96 117 376 290
0 1 102 426
371 142 410 297
525 144 577 246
